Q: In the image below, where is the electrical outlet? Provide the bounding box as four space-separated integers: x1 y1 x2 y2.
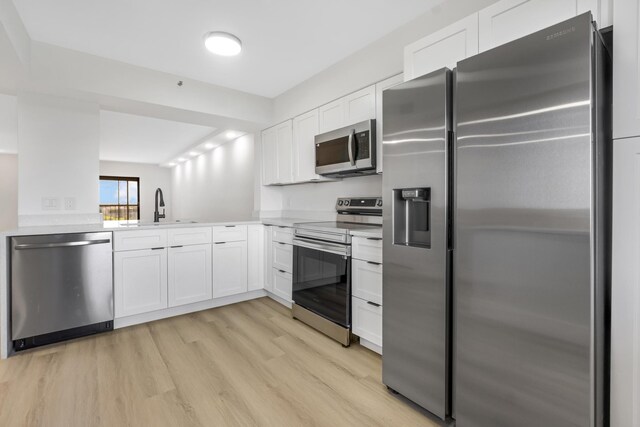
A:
64 197 76 210
41 197 60 210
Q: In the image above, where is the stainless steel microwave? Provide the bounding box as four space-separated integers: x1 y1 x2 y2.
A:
314 119 376 177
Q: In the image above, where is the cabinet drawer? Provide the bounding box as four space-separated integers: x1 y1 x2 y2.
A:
168 227 212 247
352 296 382 347
272 226 293 244
272 268 292 302
352 259 382 305
114 229 168 251
352 236 382 263
212 225 247 243
273 242 293 273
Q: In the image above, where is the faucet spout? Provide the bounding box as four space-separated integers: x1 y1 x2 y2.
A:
154 188 166 223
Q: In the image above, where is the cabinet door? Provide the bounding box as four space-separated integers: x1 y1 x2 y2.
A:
264 226 274 292
404 13 478 81
247 224 265 291
613 0 640 139
352 297 383 347
272 268 292 302
352 259 383 305
292 109 322 183
611 137 640 427
114 248 168 318
318 98 345 133
375 74 404 173
478 0 580 52
272 242 293 273
213 241 248 298
275 120 293 184
168 244 212 307
262 127 277 185
344 85 376 124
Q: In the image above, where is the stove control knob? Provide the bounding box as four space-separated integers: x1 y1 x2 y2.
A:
338 200 344 206
344 200 350 206
376 200 382 207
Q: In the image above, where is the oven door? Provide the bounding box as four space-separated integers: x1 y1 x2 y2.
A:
292 238 351 328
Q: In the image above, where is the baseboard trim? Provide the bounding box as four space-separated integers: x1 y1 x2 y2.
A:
114 289 267 329
265 291 293 308
359 337 382 355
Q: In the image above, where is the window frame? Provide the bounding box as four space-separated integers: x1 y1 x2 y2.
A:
99 175 141 221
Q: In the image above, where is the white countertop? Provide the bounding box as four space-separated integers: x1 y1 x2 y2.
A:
349 227 383 239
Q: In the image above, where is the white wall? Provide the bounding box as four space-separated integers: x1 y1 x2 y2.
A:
0 154 18 231
17 92 101 225
99 161 172 223
172 134 256 222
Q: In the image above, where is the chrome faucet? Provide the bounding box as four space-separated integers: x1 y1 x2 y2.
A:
154 188 165 223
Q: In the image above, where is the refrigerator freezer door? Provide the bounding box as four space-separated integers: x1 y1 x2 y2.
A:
455 13 596 427
382 68 452 420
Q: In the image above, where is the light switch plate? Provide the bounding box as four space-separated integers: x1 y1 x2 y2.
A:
41 197 60 210
64 197 76 210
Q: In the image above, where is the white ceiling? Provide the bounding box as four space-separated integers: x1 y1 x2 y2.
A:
0 94 17 154
12 0 443 97
100 111 216 164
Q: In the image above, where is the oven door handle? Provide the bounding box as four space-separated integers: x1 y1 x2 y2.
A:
293 237 351 257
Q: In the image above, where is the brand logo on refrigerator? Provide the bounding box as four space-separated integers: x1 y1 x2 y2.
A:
546 26 575 41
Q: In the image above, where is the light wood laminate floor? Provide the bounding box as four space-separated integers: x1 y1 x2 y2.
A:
0 297 441 427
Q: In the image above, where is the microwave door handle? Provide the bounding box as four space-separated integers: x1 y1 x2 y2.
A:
348 129 356 166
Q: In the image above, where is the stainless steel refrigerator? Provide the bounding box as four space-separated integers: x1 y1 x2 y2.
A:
382 12 610 426
454 13 610 427
382 68 453 420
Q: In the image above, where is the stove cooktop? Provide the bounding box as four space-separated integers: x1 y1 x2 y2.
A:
293 221 381 235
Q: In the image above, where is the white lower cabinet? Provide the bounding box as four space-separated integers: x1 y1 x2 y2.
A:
248 225 265 291
352 259 383 305
114 248 168 318
168 244 212 307
273 242 293 273
213 241 248 298
272 268 292 302
352 297 383 348
264 226 274 292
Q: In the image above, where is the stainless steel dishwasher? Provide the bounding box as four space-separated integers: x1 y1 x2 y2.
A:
11 232 114 351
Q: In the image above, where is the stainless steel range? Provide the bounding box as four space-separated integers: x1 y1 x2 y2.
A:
292 197 382 346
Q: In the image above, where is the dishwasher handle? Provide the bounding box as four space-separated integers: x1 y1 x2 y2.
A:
14 239 112 250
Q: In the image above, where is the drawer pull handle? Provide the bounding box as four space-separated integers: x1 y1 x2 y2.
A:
171 245 183 249
366 237 382 241
277 242 286 245
367 301 381 307
225 225 236 228
278 226 287 228
367 261 381 266
215 242 226 244
151 247 164 251
278 269 286 273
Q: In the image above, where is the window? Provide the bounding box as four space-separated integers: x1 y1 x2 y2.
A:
99 176 140 221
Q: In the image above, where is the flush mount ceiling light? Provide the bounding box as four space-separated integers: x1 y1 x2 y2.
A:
177 157 187 162
204 31 242 56
168 162 176 167
189 151 200 157
226 130 240 139
204 142 215 149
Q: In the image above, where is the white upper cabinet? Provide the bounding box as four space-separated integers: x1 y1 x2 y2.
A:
479 0 583 52
292 109 323 182
344 85 376 125
262 121 293 185
404 14 479 81
318 85 376 133
261 127 278 185
275 121 293 184
613 0 640 139
375 74 404 173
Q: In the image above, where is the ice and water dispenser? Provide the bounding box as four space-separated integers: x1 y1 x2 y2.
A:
392 188 431 249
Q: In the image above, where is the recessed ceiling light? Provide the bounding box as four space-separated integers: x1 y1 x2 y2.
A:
205 142 215 149
204 32 242 56
226 131 239 139
168 162 176 167
189 151 200 157
177 157 186 162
